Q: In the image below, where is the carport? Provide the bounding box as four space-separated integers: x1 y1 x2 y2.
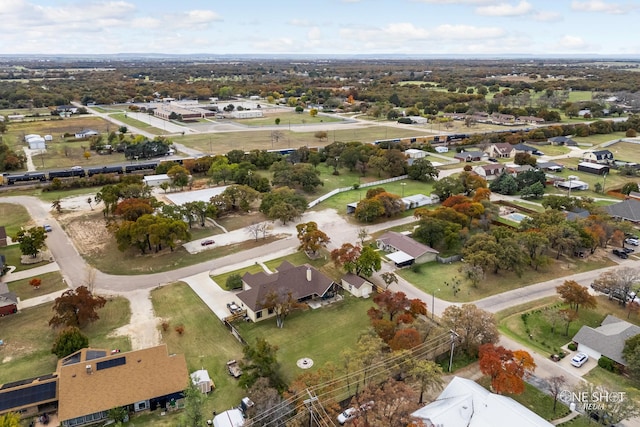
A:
386 251 414 268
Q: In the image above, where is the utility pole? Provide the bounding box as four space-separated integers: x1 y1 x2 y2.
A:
303 391 319 427
449 330 459 372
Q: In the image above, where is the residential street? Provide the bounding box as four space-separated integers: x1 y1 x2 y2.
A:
4 193 640 426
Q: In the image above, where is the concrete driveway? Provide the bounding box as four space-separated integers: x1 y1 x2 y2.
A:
557 350 598 377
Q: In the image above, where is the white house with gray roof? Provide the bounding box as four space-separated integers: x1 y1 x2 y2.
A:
376 231 438 267
572 315 640 366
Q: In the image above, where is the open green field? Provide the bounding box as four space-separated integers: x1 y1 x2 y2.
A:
398 254 616 303
151 283 246 414
175 125 421 155
311 176 435 213
584 366 640 410
0 296 131 385
230 111 343 127
234 294 374 384
0 202 32 237
572 132 627 147
499 295 640 357
604 141 640 163
567 91 593 102
0 107 52 116
7 271 67 300
110 113 164 135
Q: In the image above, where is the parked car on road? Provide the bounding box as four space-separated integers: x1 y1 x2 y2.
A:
43 224 52 232
571 352 589 367
200 239 215 246
612 249 628 259
625 238 639 246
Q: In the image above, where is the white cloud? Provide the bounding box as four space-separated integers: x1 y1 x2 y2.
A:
289 19 311 27
476 1 533 16
180 10 222 25
558 35 590 50
570 0 632 14
532 11 563 22
430 24 505 39
307 27 322 41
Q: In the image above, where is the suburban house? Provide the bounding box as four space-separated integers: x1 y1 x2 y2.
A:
435 146 449 153
411 376 553 427
401 194 438 209
0 281 18 316
605 199 640 223
340 273 374 298
506 164 535 176
490 112 516 125
511 143 538 156
548 136 577 146
237 261 338 322
454 151 487 163
74 129 100 139
577 162 609 175
485 143 514 159
572 315 640 367
516 115 545 125
0 345 189 426
536 161 563 172
583 150 614 164
376 231 439 267
473 164 505 180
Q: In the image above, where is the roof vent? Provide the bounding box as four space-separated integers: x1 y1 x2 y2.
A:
306 267 312 282
85 364 92 374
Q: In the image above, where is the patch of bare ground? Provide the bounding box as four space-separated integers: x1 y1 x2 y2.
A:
58 210 111 257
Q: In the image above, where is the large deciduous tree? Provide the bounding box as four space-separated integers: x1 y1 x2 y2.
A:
355 246 382 277
442 304 499 356
240 337 286 392
556 280 597 312
330 243 362 273
49 286 107 329
408 158 439 182
479 343 535 395
296 221 330 258
15 226 47 258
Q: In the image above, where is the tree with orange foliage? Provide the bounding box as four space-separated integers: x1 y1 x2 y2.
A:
473 187 491 202
556 280 597 312
29 278 42 289
114 198 154 221
479 343 535 395
389 328 421 351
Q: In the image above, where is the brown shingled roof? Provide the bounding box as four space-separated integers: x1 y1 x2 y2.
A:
57 345 188 422
238 261 335 311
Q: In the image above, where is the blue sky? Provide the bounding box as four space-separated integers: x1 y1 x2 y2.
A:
1 0 639 56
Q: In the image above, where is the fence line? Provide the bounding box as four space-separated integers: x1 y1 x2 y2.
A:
436 254 462 264
307 175 409 208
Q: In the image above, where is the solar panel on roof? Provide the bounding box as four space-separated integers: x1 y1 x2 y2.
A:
62 353 81 365
1 377 36 390
86 350 107 361
96 356 126 371
0 381 56 411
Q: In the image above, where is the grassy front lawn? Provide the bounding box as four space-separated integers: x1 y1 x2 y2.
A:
583 366 640 408
477 376 571 421
151 283 245 413
605 141 640 163
499 295 640 357
2 244 52 273
234 295 374 384
0 203 32 237
0 296 131 385
7 271 68 300
397 254 616 303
